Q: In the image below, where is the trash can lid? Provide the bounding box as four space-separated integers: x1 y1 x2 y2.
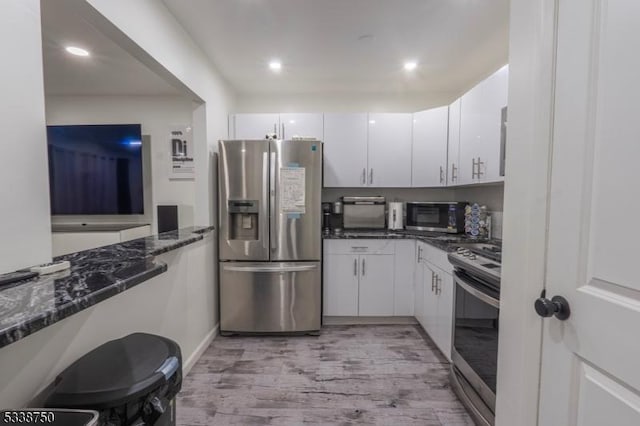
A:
45 333 181 409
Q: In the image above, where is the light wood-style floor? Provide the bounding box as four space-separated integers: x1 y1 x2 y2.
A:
177 325 474 425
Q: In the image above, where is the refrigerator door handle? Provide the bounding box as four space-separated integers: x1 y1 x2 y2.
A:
262 152 269 249
270 151 277 252
223 265 318 273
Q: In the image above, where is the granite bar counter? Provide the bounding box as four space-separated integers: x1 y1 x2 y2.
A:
323 229 500 251
0 226 215 349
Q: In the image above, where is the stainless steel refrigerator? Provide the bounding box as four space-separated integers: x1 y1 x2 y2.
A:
218 139 322 334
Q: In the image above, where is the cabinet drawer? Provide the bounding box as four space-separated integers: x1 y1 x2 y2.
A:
420 242 454 275
324 239 396 255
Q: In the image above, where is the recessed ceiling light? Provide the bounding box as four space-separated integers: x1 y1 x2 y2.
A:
269 60 282 72
65 46 90 57
404 61 418 71
369 120 376 124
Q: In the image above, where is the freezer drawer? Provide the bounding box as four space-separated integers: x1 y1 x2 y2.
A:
220 261 321 333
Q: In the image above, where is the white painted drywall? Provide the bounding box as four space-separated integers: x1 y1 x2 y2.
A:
0 233 216 409
45 95 196 232
0 0 52 274
82 0 236 226
235 91 457 113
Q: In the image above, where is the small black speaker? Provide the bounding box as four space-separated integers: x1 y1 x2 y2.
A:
157 205 178 233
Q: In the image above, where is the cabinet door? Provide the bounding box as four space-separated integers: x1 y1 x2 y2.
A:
412 107 449 187
358 254 395 316
367 113 413 187
459 66 509 184
435 271 454 360
323 113 368 187
394 240 415 315
232 113 280 139
279 113 324 140
447 98 462 185
323 254 359 316
414 252 425 327
423 263 439 340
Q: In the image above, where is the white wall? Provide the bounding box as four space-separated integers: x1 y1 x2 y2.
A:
45 95 196 232
235 91 456 113
0 0 52 274
81 0 237 227
0 233 216 409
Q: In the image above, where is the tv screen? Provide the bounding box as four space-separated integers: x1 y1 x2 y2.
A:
47 124 144 215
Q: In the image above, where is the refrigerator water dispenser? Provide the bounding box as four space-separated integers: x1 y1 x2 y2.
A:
228 200 259 240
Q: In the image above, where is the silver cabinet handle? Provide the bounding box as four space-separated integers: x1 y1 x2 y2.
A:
361 168 366 185
436 275 442 295
369 168 374 185
223 264 318 272
354 258 358 276
417 246 422 262
477 157 484 178
351 246 369 250
262 152 269 249
270 151 277 251
451 163 457 182
472 158 478 179
431 271 436 292
439 166 444 184
362 258 366 276
273 123 277 135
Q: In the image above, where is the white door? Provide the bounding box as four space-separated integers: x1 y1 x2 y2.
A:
412 107 449 187
323 254 359 316
232 113 279 139
435 270 454 360
358 254 394 316
538 1 640 424
323 113 368 187
367 113 413 187
447 98 462 185
394 240 415 315
279 113 323 140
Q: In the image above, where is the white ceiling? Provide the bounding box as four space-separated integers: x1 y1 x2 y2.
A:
162 0 510 96
41 0 182 96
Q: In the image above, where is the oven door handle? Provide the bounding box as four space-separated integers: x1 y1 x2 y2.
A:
454 273 500 309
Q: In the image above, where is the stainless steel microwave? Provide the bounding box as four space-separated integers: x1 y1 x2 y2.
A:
405 202 466 233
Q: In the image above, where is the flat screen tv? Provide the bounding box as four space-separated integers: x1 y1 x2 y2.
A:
47 124 144 215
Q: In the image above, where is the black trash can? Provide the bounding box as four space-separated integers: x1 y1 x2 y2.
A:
45 333 182 426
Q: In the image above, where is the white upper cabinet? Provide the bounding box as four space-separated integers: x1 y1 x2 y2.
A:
279 113 324 140
459 65 509 184
412 106 450 187
230 113 323 140
367 113 413 187
323 113 369 187
447 98 462 185
231 113 280 139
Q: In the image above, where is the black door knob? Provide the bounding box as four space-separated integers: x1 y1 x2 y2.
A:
534 295 570 320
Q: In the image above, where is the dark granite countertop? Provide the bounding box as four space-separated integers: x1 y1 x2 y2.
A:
323 229 500 252
52 223 151 233
0 226 215 349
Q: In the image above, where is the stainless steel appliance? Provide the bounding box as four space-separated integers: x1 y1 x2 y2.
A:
405 201 466 233
387 202 404 230
448 243 502 426
218 139 322 334
342 196 386 229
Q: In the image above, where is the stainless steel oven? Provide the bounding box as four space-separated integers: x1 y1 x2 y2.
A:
405 202 465 233
448 244 502 426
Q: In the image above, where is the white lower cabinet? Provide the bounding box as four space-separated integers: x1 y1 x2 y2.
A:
358 254 395 316
323 239 414 317
415 242 454 360
323 254 359 316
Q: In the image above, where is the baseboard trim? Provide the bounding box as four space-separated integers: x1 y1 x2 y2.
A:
183 323 219 375
323 316 418 325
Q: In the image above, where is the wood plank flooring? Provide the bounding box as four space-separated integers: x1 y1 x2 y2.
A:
177 324 474 425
